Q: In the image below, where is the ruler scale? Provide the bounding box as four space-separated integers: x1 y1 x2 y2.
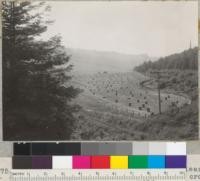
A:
7 169 186 181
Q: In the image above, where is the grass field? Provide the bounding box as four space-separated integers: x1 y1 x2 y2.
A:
66 70 195 140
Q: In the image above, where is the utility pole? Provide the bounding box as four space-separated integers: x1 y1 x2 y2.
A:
150 70 162 114
157 73 161 114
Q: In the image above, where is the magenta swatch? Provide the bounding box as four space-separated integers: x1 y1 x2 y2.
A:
73 156 91 169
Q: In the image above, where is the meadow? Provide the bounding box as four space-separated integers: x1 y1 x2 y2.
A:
67 70 193 140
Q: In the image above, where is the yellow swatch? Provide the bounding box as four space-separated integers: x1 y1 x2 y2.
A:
110 156 128 169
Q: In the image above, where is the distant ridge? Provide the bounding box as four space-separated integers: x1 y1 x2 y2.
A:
66 48 155 74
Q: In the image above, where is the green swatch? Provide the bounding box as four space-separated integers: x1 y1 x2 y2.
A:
128 155 148 168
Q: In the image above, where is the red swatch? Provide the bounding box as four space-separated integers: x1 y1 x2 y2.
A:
91 156 110 169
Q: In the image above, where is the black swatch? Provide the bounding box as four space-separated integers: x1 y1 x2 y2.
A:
12 156 32 169
14 143 31 155
32 143 81 155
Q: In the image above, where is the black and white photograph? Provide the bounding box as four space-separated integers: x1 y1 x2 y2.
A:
2 1 198 140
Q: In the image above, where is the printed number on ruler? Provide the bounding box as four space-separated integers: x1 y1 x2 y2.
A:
0 168 10 181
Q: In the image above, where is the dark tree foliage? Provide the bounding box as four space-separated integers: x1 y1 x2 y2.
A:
2 1 80 140
134 47 198 73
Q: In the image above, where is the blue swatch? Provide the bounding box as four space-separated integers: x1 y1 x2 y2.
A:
148 156 165 168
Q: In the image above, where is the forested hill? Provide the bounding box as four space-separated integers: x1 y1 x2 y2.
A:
134 47 198 73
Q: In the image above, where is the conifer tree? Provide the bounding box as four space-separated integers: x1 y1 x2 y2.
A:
2 1 80 140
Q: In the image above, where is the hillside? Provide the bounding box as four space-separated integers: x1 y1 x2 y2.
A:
67 71 194 140
67 48 153 74
134 47 198 72
60 47 199 140
133 48 198 140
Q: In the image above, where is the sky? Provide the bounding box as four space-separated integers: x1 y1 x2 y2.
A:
41 1 198 57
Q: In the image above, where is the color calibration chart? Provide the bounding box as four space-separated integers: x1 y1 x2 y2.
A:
0 142 200 180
